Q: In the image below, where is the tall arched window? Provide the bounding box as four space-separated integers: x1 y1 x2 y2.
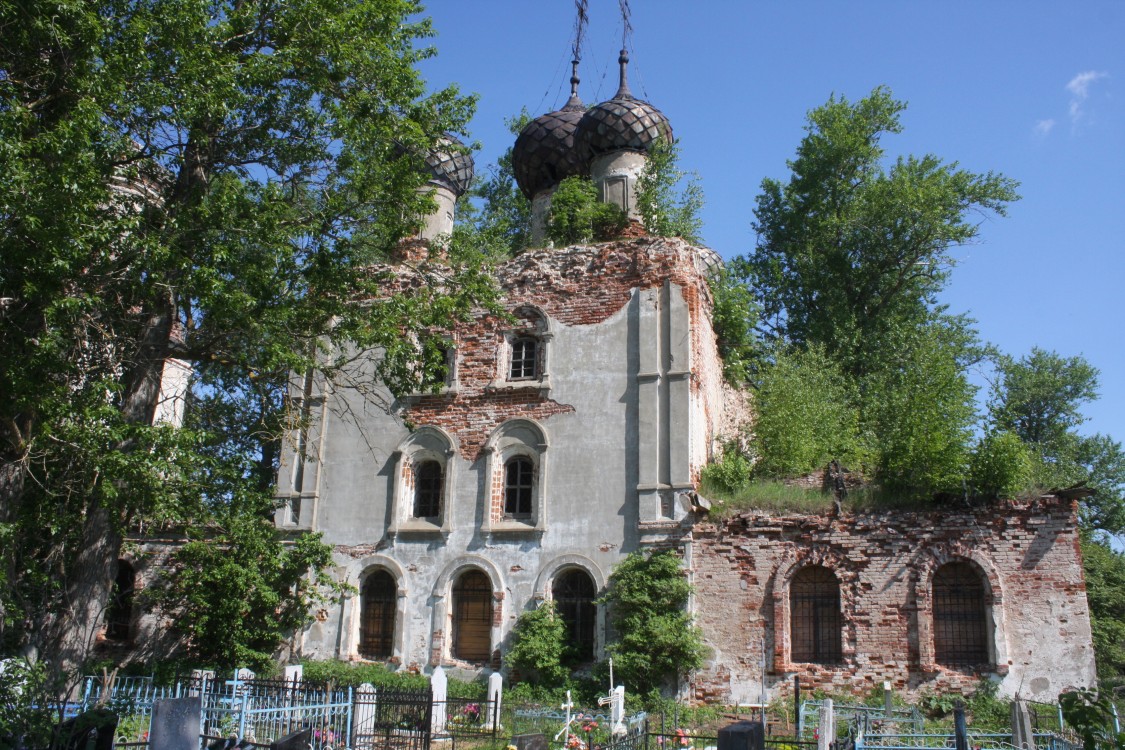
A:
933 562 988 667
790 566 841 664
504 457 534 517
452 570 493 662
105 559 135 641
554 570 597 662
359 570 396 659
413 460 443 518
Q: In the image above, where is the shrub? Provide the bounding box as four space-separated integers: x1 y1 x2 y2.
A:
635 138 704 243
547 177 627 246
507 601 569 686
753 345 860 478
601 550 707 696
700 448 751 494
969 431 1032 499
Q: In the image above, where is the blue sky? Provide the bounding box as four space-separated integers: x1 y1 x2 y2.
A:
417 1 1125 446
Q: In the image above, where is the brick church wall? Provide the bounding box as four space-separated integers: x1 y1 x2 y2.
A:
689 496 1096 704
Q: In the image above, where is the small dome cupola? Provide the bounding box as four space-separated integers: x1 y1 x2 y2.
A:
413 134 474 243
512 61 590 246
423 134 475 198
575 49 672 218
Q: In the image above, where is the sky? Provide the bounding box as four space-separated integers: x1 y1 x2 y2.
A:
415 1 1125 445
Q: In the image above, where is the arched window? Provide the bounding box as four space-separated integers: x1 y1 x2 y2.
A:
790 566 841 664
933 562 988 667
452 570 492 662
105 560 135 641
390 427 455 533
359 570 396 659
413 460 443 518
554 570 597 662
504 457 534 517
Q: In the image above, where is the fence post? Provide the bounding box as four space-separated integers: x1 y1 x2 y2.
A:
793 676 801 738
238 691 250 741
953 701 968 750
817 698 834 750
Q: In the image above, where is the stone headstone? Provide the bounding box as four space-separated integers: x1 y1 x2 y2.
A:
270 728 312 750
284 664 304 683
431 665 448 733
149 696 202 750
511 733 549 750
487 671 503 729
234 667 256 682
717 721 765 750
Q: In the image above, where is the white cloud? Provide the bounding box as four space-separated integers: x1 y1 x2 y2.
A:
1066 70 1109 123
1033 119 1056 137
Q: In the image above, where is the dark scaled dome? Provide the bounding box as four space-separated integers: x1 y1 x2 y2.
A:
422 135 475 197
512 62 589 199
576 49 672 162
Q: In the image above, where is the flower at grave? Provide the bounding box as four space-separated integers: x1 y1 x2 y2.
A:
676 728 691 746
462 702 481 722
567 733 586 749
582 718 599 733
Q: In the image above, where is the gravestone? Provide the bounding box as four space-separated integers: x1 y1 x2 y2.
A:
284 664 304 683
511 733 548 750
150 696 202 750
234 667 256 682
271 728 312 749
487 671 503 729
431 665 448 733
717 721 764 750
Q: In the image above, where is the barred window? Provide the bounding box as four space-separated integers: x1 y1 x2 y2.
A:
504 457 534 517
509 338 538 380
790 566 842 664
933 562 988 667
554 570 597 662
413 460 443 518
359 570 396 659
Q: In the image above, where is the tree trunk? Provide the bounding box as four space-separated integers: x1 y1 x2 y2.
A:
49 301 174 674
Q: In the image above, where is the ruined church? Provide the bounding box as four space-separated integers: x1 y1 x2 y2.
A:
260 50 1097 704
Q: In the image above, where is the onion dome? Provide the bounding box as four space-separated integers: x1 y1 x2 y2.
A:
575 49 672 162
422 135 474 197
512 61 589 199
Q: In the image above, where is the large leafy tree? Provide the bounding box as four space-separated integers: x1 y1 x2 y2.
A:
0 0 497 674
988 348 1125 536
738 86 1018 379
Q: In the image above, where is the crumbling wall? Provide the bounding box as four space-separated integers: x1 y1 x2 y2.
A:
689 497 1096 704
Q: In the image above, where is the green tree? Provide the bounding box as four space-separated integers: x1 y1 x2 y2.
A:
988 349 1125 534
0 0 495 673
1081 537 1125 685
866 327 978 497
707 267 759 386
751 345 860 478
462 111 533 256
601 550 706 697
506 601 569 687
635 137 704 244
739 86 1019 379
546 175 627 246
